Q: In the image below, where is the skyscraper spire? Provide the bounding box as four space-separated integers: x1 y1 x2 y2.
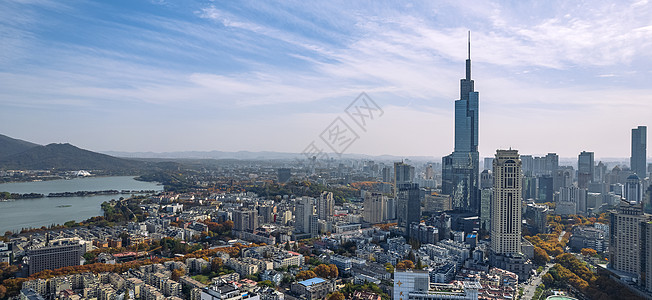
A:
466 31 471 80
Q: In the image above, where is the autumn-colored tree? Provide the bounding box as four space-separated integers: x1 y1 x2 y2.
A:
581 248 597 257
296 270 317 281
328 264 338 278
533 246 550 265
313 264 339 279
328 291 345 300
0 284 7 299
396 260 414 270
211 257 223 271
0 262 19 281
171 269 184 282
314 264 330 278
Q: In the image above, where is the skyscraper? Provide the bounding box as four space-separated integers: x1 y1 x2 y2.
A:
397 183 421 235
632 126 647 177
316 191 334 221
442 32 480 214
394 161 415 197
578 151 594 189
491 149 522 255
363 192 387 224
295 197 317 237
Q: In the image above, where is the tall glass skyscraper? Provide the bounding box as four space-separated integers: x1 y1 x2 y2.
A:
631 126 647 177
442 32 480 213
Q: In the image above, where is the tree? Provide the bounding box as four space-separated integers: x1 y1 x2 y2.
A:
328 264 338 279
171 269 184 282
211 257 223 272
328 291 345 300
296 270 317 281
314 264 331 278
0 262 19 281
542 273 554 286
384 262 394 273
533 246 550 265
581 248 597 257
0 285 6 299
396 260 414 270
258 280 275 288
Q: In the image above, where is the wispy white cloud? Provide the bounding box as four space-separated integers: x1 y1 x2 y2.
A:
1 0 652 157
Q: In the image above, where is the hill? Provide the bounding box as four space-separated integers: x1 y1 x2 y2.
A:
0 143 146 171
0 134 40 159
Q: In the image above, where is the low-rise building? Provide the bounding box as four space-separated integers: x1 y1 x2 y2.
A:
290 278 335 300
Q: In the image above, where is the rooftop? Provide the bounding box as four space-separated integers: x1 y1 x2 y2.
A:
298 277 325 286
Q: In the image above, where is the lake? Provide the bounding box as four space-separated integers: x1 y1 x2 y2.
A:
0 176 163 233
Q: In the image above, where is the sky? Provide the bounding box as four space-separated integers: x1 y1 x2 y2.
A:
1 0 651 159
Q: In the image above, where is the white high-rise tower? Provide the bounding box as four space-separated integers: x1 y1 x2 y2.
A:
491 149 522 255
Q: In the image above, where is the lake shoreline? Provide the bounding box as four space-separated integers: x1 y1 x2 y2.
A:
0 176 163 233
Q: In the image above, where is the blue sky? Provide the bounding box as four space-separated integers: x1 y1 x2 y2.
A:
1 0 651 158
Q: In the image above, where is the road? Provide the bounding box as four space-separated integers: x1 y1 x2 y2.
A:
522 263 553 300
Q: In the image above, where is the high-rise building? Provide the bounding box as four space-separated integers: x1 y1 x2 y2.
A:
27 239 83 275
553 167 573 192
625 174 642 203
491 149 523 255
397 183 421 235
521 155 534 176
394 162 415 196
559 186 587 215
382 166 392 182
483 157 494 171
480 170 493 189
632 126 647 178
295 197 317 237
386 197 397 220
233 209 258 232
442 33 480 214
578 151 595 189
609 201 652 292
257 205 275 224
480 188 492 231
537 175 553 202
363 192 387 224
425 164 435 180
316 191 334 221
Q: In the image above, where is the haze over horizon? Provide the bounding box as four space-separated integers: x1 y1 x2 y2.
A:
1 0 651 158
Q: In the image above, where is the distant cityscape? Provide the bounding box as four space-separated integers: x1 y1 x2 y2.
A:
0 36 651 300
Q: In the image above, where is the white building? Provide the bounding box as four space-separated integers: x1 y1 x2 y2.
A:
490 150 522 255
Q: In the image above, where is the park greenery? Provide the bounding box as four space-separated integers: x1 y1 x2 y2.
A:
542 253 645 300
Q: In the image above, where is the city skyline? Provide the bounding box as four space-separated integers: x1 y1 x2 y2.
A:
1 1 652 158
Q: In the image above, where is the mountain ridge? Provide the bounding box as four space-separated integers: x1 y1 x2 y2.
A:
0 135 146 171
